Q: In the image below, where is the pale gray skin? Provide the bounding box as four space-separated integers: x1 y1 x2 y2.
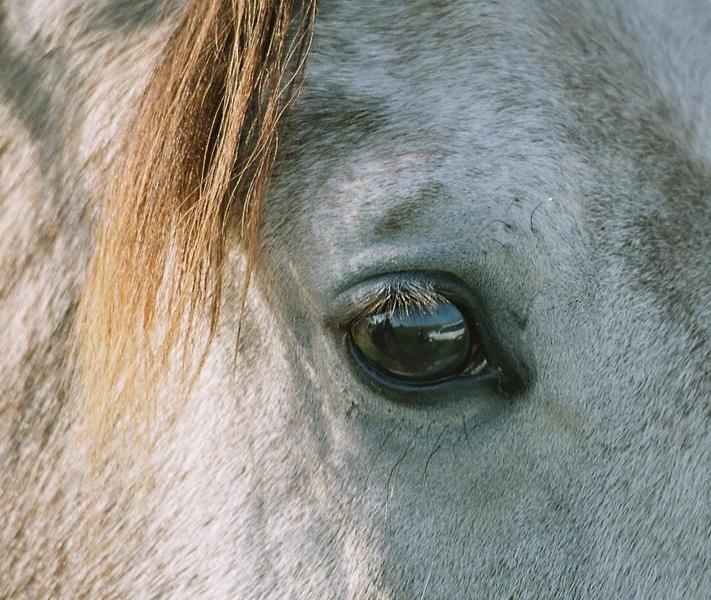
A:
1 0 710 598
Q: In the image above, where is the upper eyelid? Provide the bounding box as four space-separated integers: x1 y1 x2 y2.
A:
328 280 452 326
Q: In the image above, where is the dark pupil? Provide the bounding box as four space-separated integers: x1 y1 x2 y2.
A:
350 302 471 382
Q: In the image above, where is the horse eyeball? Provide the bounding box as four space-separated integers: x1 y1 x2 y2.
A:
350 301 474 383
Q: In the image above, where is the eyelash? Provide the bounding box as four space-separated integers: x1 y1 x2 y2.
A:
354 285 447 321
334 279 450 325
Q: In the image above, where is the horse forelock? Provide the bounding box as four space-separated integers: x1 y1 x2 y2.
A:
73 0 315 452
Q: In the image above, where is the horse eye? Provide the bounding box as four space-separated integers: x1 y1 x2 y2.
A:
350 301 482 384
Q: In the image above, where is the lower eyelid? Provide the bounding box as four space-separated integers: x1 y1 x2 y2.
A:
346 335 501 396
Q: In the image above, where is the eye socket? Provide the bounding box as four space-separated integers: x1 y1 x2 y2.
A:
349 295 488 386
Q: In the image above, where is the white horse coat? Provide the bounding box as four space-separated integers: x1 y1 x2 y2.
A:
1 1 709 597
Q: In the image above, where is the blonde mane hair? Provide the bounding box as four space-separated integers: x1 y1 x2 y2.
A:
75 0 314 449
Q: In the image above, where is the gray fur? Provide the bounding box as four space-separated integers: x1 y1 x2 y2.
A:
1 1 709 597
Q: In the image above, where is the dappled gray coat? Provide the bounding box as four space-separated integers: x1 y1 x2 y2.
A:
1 0 709 598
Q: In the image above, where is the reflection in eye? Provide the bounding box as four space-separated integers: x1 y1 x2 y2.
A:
350 293 487 385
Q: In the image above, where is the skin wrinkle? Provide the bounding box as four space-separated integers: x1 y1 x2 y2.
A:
422 425 448 484
372 182 446 238
384 424 421 519
1 0 710 597
362 423 396 494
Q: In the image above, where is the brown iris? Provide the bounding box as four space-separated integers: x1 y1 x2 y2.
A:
350 301 474 383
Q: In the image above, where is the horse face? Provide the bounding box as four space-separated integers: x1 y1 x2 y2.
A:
167 1 708 596
2 0 708 597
